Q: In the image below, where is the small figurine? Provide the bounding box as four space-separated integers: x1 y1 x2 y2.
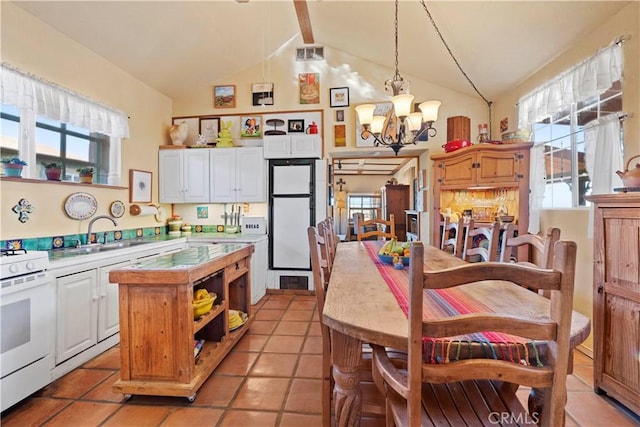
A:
216 120 235 147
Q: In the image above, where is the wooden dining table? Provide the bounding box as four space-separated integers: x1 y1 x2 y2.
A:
322 241 591 427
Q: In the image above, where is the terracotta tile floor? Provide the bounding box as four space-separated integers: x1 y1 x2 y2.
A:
2 293 639 426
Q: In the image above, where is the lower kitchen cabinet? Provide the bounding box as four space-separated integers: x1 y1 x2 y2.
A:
250 238 268 304
55 269 99 364
51 240 187 380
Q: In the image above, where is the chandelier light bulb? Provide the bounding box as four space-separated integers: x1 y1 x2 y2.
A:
407 112 423 131
392 94 414 118
371 116 386 134
419 100 442 122
355 104 376 125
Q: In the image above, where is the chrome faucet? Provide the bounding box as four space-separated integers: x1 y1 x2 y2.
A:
86 215 118 245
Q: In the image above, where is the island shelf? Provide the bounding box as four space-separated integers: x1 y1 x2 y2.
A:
108 243 254 401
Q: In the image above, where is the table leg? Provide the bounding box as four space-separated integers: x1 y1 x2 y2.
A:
331 330 363 427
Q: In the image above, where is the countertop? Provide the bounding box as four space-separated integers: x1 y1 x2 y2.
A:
47 233 267 268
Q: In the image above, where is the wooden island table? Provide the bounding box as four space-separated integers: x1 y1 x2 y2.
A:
323 241 591 426
109 243 253 402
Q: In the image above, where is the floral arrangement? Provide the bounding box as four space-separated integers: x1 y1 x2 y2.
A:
168 214 182 222
76 167 94 175
2 157 27 165
42 162 62 169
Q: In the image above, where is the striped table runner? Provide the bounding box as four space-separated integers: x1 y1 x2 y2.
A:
363 241 542 365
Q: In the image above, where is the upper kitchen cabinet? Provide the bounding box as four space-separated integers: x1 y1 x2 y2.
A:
210 147 266 203
431 143 532 188
159 148 210 203
263 134 322 159
262 111 323 159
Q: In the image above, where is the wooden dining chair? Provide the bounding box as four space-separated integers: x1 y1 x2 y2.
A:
500 226 561 269
440 217 464 258
372 240 577 427
357 214 396 241
307 226 388 426
463 220 500 262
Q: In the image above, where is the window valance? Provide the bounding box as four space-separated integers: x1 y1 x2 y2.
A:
518 41 623 129
0 63 129 139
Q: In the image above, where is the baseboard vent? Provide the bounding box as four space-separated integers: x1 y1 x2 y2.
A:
280 275 309 290
296 46 324 61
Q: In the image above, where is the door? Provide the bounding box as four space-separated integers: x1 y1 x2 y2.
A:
269 160 315 270
236 147 266 202
210 148 236 202
56 269 98 364
184 150 210 202
98 261 130 341
159 150 184 203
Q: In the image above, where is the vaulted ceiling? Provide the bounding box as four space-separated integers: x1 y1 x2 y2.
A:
11 1 630 101
9 1 631 176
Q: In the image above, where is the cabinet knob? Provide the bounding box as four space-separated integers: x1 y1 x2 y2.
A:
597 285 604 294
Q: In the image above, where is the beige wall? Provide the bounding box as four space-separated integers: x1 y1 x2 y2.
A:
493 2 640 355
0 3 173 240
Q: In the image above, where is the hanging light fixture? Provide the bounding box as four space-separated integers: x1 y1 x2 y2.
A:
355 0 441 155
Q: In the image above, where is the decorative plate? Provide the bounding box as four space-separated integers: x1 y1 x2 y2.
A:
109 200 125 218
64 192 98 220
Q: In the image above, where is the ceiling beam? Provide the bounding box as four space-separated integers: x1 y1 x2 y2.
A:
293 0 314 44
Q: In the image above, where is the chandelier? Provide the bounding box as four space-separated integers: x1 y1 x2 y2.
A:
355 0 441 155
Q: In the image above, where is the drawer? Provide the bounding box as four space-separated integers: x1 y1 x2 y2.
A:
226 257 248 282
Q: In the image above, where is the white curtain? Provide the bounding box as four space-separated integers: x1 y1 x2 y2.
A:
0 63 129 139
584 114 624 238
518 42 623 129
518 40 623 233
528 144 546 234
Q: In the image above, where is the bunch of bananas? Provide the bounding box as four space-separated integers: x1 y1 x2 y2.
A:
194 289 210 301
378 237 411 257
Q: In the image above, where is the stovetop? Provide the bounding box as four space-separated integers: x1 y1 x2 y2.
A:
1 249 50 280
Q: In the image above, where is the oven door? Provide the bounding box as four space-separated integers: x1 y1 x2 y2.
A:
1 272 52 377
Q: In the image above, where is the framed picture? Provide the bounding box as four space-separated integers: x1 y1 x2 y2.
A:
334 124 346 147
298 73 319 104
129 169 152 203
355 102 394 147
252 82 274 106
288 119 304 133
240 116 262 138
213 85 236 108
336 109 345 122
199 117 219 145
330 87 349 108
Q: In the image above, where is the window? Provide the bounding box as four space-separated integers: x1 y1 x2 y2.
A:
1 105 110 183
533 81 622 207
347 193 381 221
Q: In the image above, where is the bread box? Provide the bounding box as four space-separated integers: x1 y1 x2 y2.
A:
241 216 266 234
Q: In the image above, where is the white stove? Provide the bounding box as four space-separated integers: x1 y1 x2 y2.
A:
1 248 52 412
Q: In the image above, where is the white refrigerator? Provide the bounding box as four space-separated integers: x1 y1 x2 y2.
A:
269 159 318 271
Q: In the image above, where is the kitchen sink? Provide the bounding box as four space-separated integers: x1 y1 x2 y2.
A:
53 240 151 255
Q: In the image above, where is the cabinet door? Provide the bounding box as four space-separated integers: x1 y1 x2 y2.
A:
236 147 266 202
437 153 475 186
98 261 130 342
290 134 321 158
56 270 98 364
210 148 236 202
184 150 210 202
251 239 268 304
263 135 291 159
596 211 640 396
159 150 184 203
476 150 521 184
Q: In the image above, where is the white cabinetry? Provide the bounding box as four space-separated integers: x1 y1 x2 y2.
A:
55 269 98 364
210 147 266 202
250 238 268 304
263 134 321 159
159 149 210 203
98 261 130 341
51 240 188 380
